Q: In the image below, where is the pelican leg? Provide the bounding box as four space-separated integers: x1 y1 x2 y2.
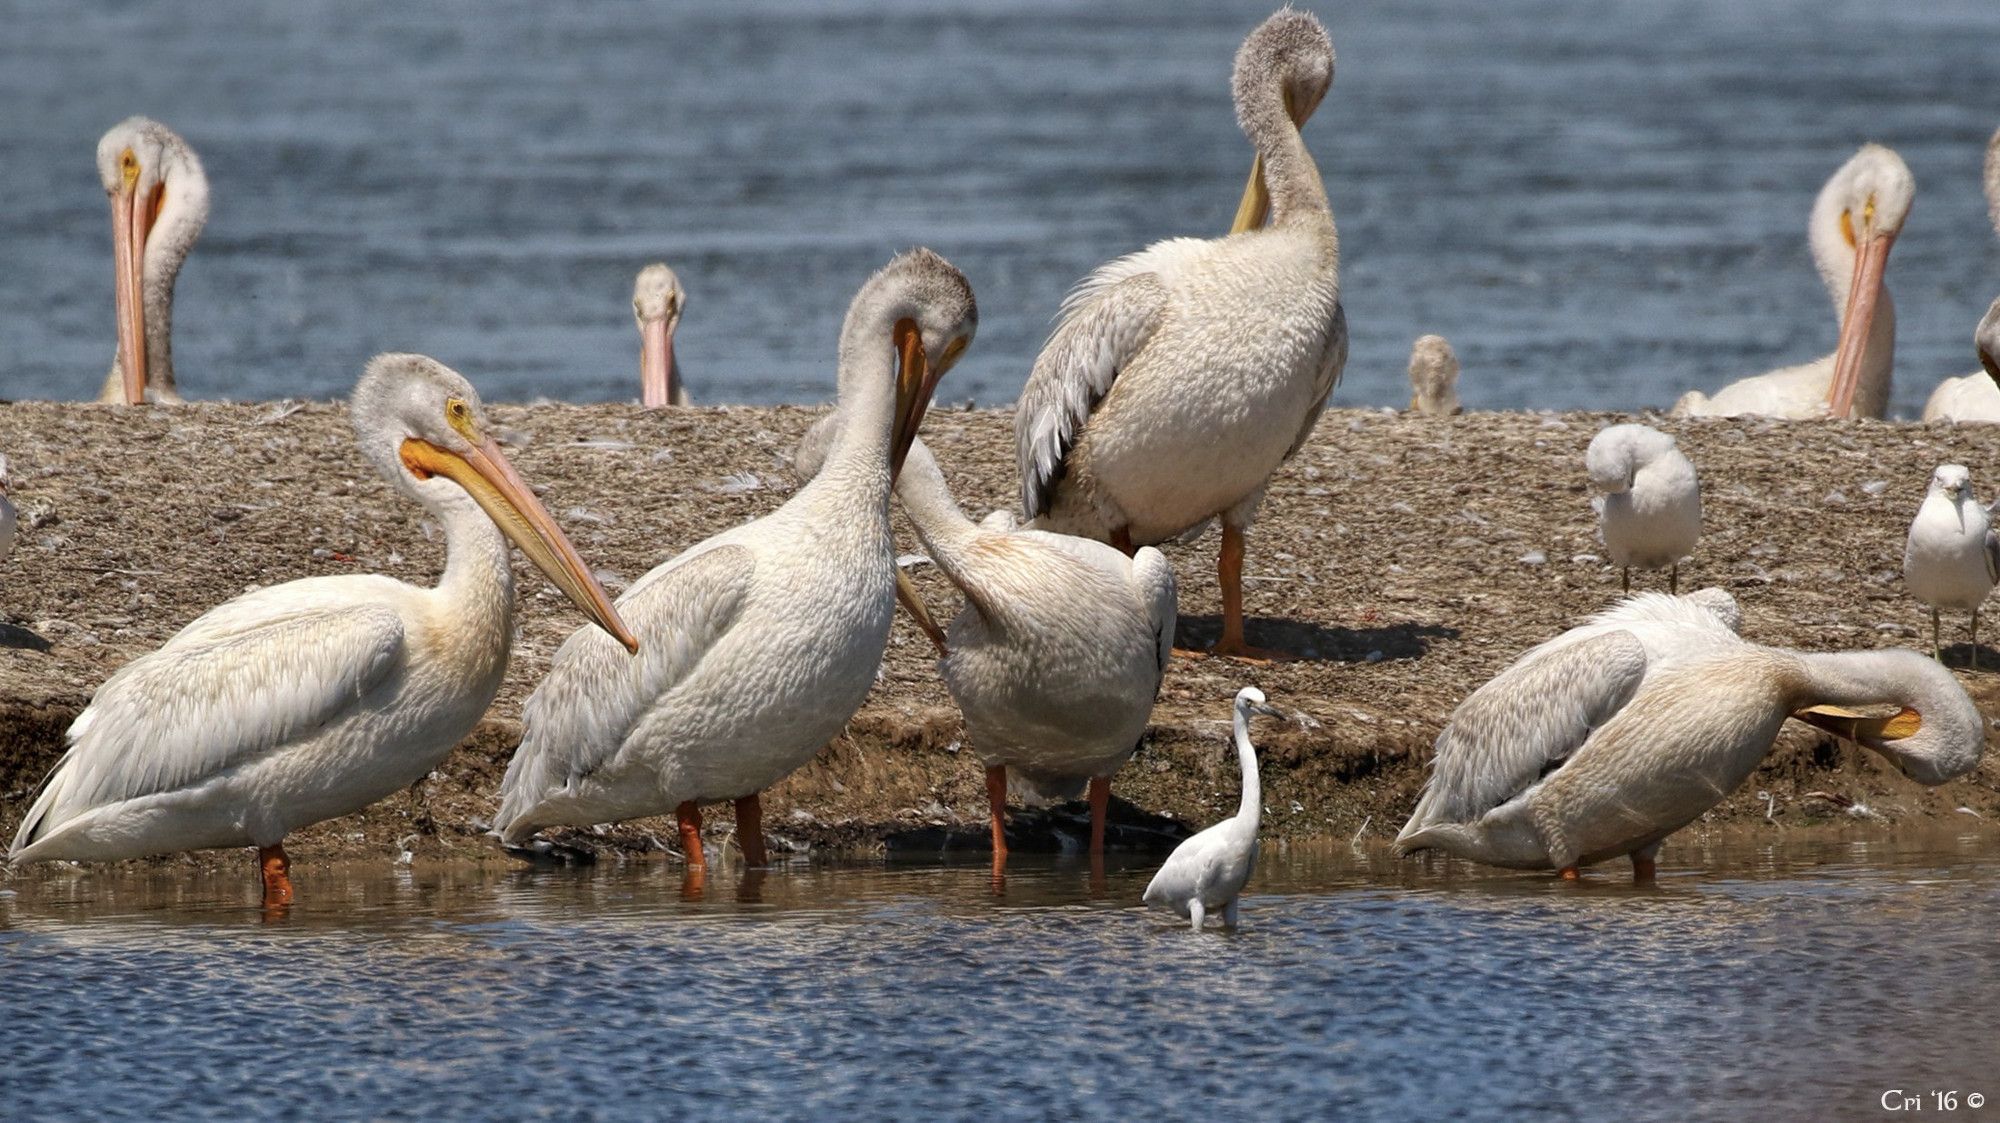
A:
1222 898 1241 928
985 764 1009 859
1210 523 1285 662
677 801 705 869
1669 564 1678 595
1558 866 1580 881
1630 848 1659 884
1932 607 1942 663
1622 567 1630 594
1972 608 1980 672
734 794 766 867
1188 899 1206 931
258 844 294 907
1088 776 1111 858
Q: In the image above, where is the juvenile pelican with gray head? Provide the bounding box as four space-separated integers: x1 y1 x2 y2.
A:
797 424 1176 861
1922 127 2000 424
1015 8 1345 660
1673 145 1912 420
633 263 688 407
1397 591 1982 879
96 117 209 404
8 355 635 904
495 250 976 867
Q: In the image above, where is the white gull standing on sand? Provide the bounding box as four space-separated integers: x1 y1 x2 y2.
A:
1144 687 1281 930
1902 464 1999 665
1406 334 1461 416
1587 423 1701 594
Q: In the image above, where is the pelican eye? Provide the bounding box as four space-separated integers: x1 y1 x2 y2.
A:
120 148 141 188
444 397 479 440
936 336 970 372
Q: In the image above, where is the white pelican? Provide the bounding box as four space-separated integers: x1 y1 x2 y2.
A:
96 117 209 405
1396 598 1982 880
1586 423 1701 593
7 354 636 904
1672 145 1912 419
1407 334 1461 416
494 249 977 867
633 263 689 407
0 455 14 565
1143 686 1281 930
797 425 1177 859
1921 128 2000 423
1902 464 1998 664
1014 9 1345 661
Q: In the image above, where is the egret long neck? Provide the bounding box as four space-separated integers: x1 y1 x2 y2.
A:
1240 76 1329 228
1232 711 1263 825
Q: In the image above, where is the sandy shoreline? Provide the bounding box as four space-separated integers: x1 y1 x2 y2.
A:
2 400 1997 874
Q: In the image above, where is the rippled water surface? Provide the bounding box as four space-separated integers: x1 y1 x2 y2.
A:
4 832 1996 1120
4 1 1999 413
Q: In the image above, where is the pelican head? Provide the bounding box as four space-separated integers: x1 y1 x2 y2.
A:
841 248 977 476
1794 649 1984 786
1815 144 1914 418
1230 8 1335 233
1926 463 1973 503
632 263 686 407
1407 334 1462 415
1976 298 2000 386
351 353 637 652
96 117 209 405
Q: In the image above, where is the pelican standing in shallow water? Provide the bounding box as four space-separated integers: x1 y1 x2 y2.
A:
634 263 689 407
1144 687 1281 929
797 426 1176 860
1673 145 1912 420
1406 334 1461 416
494 250 977 865
1587 423 1701 593
1015 9 1345 661
1396 594 1982 879
1902 465 1998 665
8 355 636 904
96 117 208 404
1922 128 2000 424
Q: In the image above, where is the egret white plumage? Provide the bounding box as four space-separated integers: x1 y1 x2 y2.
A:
1902 464 1999 665
1396 592 1981 879
95 117 208 405
1406 334 1461 416
1921 128 2000 424
494 249 976 867
1673 145 1912 419
797 426 1176 860
1586 423 1701 593
1143 687 1280 929
1014 9 1345 661
7 355 636 904
633 263 689 407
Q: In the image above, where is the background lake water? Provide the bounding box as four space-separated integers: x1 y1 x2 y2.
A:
4 1 1999 415
3 833 1995 1120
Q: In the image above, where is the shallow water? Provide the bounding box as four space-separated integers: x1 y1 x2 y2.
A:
3 830 1996 1119
4 1 1998 414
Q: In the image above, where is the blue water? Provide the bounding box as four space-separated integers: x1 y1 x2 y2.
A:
3 0 1998 413
3 835 1995 1119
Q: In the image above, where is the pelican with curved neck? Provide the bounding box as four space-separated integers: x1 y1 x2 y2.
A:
96 117 208 405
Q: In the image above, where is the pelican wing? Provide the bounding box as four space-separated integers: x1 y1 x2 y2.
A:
1281 300 1348 462
1398 630 1648 839
14 602 405 849
1015 271 1171 520
501 543 753 821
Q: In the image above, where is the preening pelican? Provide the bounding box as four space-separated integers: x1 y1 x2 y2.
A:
634 263 689 407
8 355 635 904
1586 423 1701 593
1407 334 1461 416
1922 128 2000 424
1143 687 1280 930
1673 145 1912 419
1396 595 1982 879
96 117 208 405
798 426 1176 859
1015 9 1345 660
1902 464 1998 664
494 249 977 866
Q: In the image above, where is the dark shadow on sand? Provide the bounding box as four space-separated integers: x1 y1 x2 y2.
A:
883 795 1191 856
1174 614 1457 663
0 620 52 652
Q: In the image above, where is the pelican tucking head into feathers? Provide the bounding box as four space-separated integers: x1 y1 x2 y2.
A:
8 355 633 906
